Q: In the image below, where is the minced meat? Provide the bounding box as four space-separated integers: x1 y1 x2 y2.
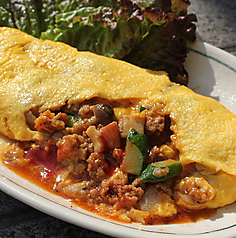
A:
35 110 68 133
87 152 109 182
4 100 183 225
145 108 165 136
56 134 88 163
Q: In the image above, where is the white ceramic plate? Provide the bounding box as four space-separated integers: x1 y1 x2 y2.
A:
0 40 236 238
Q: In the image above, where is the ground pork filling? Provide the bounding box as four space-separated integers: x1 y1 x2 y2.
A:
3 99 216 224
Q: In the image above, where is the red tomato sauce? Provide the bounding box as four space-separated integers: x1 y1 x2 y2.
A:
4 161 216 225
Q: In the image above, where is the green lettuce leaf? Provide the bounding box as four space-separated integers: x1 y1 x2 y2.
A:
40 5 150 58
0 6 15 27
171 0 190 15
124 10 197 84
57 0 120 12
0 0 41 37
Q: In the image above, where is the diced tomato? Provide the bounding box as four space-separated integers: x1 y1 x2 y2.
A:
100 121 121 151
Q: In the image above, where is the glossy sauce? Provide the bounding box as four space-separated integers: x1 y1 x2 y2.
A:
4 161 216 225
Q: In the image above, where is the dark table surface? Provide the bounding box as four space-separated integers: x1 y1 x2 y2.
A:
0 0 236 237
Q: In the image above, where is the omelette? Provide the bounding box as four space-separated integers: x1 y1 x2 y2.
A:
0 27 236 224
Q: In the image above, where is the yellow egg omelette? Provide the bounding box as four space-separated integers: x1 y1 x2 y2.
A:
0 27 236 224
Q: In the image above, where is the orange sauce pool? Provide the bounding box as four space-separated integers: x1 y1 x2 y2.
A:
4 161 216 225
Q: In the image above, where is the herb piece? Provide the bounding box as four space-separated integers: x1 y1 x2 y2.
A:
139 159 182 182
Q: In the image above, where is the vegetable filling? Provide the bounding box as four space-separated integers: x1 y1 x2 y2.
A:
3 98 216 224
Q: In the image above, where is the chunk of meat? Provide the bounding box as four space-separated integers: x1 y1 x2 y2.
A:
153 167 169 177
145 106 165 136
148 145 161 163
148 143 179 163
100 171 144 209
78 104 94 119
174 176 216 210
100 121 121 151
35 110 68 133
73 117 97 134
70 161 88 181
56 134 88 163
83 170 144 209
87 152 109 182
113 177 144 210
112 148 124 165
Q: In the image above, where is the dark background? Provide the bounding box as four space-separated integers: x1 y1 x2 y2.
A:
0 0 235 237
